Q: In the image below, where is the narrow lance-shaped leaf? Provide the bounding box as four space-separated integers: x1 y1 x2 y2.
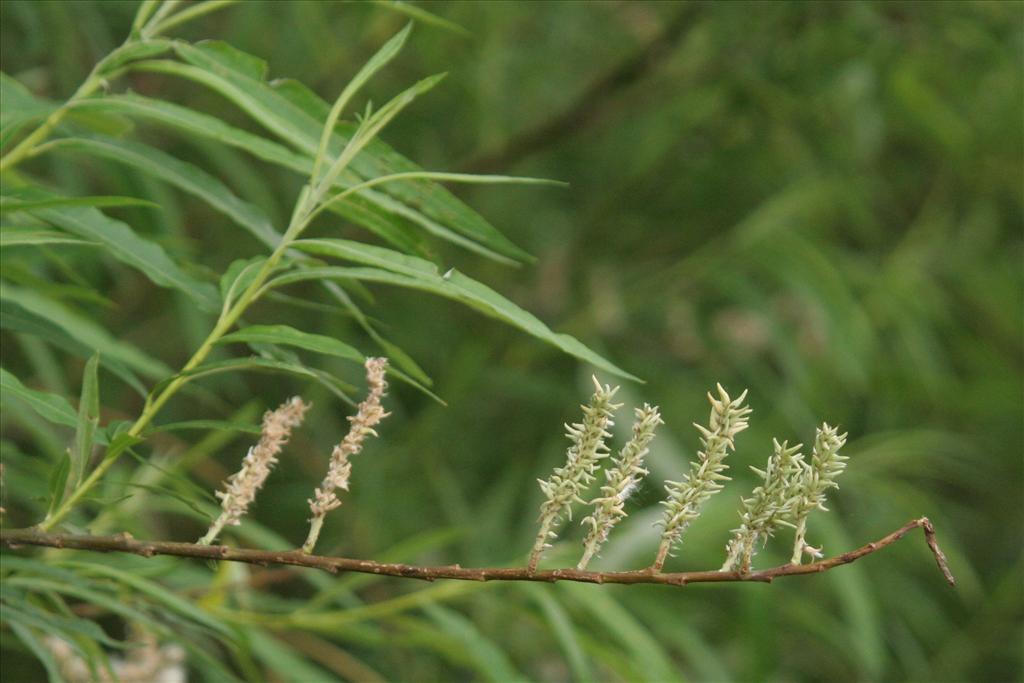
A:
0 195 159 213
0 227 99 247
218 324 362 363
129 41 532 261
7 186 219 311
42 135 281 249
1 284 171 380
278 240 640 380
310 22 412 185
0 367 78 429
217 323 439 400
70 354 101 491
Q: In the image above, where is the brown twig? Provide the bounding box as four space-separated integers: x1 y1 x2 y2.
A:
1 518 954 587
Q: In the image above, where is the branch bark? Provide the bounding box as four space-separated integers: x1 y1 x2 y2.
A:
1 517 954 587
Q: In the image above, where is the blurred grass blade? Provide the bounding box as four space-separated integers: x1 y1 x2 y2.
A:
245 629 336 683
523 584 594 683
422 604 525 683
6 622 63 683
371 0 470 36
0 298 149 394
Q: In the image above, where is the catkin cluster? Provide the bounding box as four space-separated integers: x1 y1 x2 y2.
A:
529 380 849 574
198 358 391 553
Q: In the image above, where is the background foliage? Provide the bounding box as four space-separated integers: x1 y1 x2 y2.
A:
2 1 1021 681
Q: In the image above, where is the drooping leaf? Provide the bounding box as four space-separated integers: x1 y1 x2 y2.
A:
283 239 640 380
71 94 431 257
43 136 281 249
130 42 532 262
6 621 64 683
7 186 219 311
0 284 171 380
217 324 363 363
0 367 78 429
0 297 148 394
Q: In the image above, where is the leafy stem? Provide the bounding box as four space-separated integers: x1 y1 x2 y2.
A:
0 1 233 174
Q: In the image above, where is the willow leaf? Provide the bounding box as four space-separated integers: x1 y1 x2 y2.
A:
135 41 531 262
218 324 363 363
0 227 99 247
7 186 219 311
44 135 281 249
272 249 639 381
0 285 170 380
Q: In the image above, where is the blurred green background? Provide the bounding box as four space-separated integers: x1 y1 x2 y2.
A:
2 1 1022 681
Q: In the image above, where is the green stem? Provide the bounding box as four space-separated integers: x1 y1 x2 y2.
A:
0 66 109 174
302 515 326 554
791 516 807 565
39 196 316 531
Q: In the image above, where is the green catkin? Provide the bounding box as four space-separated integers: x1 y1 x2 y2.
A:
788 424 848 564
652 384 751 572
578 404 662 570
721 439 804 573
529 377 621 572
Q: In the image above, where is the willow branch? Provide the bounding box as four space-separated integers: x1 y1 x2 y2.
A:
1 518 954 587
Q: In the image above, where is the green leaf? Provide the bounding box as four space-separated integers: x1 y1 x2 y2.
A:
47 451 72 516
8 186 219 311
0 367 78 429
70 94 431 257
282 240 640 381
71 354 101 490
219 256 268 308
0 284 171 380
245 629 337 683
217 324 363 363
1 591 124 649
311 23 412 185
0 72 55 140
0 195 159 214
134 43 531 262
0 297 147 395
370 0 470 36
44 136 281 250
0 227 100 247
148 419 261 435
422 604 525 683
6 621 65 683
99 38 173 72
62 560 237 639
150 357 324 398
